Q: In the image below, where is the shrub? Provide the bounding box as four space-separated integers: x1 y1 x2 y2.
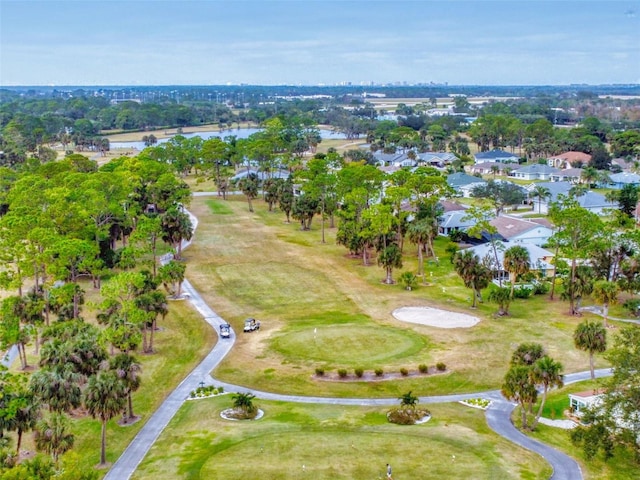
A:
387 407 431 425
418 364 428 374
354 367 364 378
623 298 640 317
315 367 325 377
436 362 446 372
338 368 348 378
400 367 409 376
513 287 532 299
374 368 384 377
532 281 550 295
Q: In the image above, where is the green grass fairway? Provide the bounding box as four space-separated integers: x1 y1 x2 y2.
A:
182 195 608 398
133 397 551 480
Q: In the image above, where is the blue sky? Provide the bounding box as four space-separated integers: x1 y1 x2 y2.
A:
1 0 639 86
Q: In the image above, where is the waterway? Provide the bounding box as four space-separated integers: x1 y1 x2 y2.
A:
110 128 347 150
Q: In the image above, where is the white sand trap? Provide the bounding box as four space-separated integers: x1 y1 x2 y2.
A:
392 306 480 329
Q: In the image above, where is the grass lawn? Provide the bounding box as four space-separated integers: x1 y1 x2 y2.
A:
133 396 551 480
182 194 610 398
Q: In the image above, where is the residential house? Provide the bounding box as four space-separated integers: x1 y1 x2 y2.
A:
474 149 520 165
607 172 640 190
417 152 457 168
511 164 561 181
447 172 487 197
464 241 555 280
611 157 635 172
547 151 592 169
550 168 583 184
569 391 603 417
525 181 617 215
372 151 406 166
489 215 554 247
469 162 512 176
438 210 475 236
231 168 290 182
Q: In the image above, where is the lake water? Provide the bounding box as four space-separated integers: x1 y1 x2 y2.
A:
110 128 347 150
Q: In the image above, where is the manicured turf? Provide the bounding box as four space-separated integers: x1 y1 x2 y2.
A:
182 195 611 397
132 397 551 480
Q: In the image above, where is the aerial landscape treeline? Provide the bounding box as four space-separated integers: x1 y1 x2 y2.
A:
1 84 640 478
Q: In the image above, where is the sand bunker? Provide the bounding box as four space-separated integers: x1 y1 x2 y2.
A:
392 306 480 329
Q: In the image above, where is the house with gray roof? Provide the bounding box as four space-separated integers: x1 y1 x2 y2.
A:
608 172 640 190
511 164 560 181
438 209 475 236
474 149 520 165
526 181 617 215
489 215 554 247
372 152 407 166
417 152 457 168
447 172 487 197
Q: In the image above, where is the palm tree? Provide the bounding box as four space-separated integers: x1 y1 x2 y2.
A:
488 286 512 316
160 207 193 260
236 172 260 212
377 244 403 284
531 185 551 214
501 365 538 430
109 353 142 423
503 245 531 299
398 391 419 409
30 368 82 414
573 320 607 380
159 260 186 298
407 219 431 277
591 280 619 328
135 290 168 353
581 166 598 187
453 250 492 308
232 392 256 415
84 370 127 466
34 413 75 463
531 356 564 429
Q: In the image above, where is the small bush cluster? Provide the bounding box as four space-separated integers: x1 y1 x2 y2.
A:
532 282 550 295
623 298 640 317
315 363 448 379
513 287 532 299
189 385 224 399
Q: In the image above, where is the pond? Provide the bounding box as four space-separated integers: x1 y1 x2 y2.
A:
110 128 348 150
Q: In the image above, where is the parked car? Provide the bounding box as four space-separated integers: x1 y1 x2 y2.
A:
243 317 260 332
219 323 231 339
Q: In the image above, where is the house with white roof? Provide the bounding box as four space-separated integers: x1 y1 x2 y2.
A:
569 391 604 417
474 149 520 165
511 164 561 181
550 168 583 184
469 162 513 176
464 241 555 280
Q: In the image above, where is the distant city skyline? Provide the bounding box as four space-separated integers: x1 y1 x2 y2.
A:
1 0 639 87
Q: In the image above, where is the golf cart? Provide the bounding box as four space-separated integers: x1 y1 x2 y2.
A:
219 323 231 339
243 317 260 332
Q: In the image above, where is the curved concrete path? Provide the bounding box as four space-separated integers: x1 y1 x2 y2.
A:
105 200 610 480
